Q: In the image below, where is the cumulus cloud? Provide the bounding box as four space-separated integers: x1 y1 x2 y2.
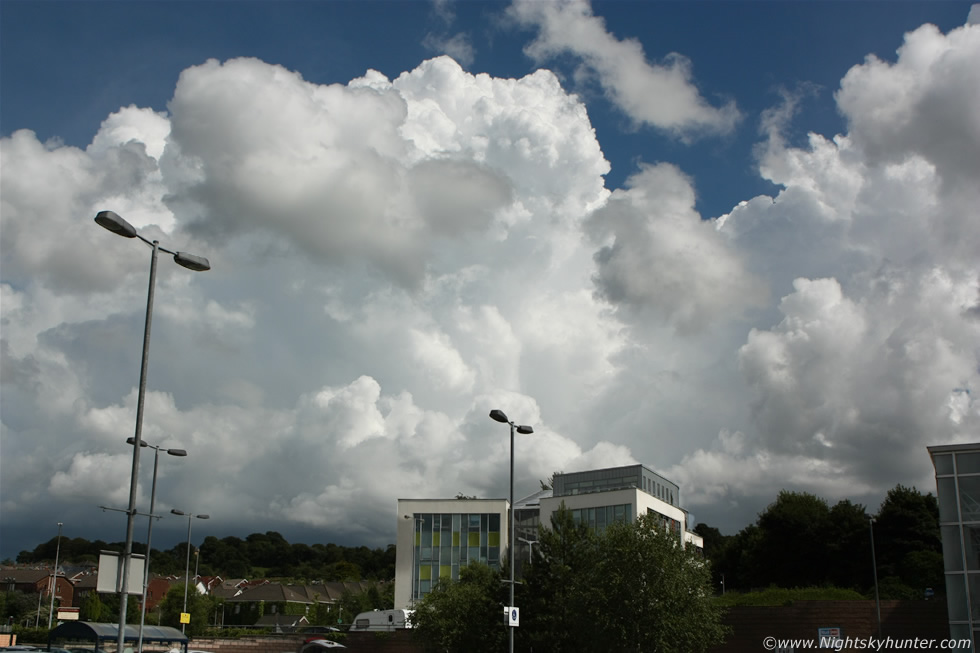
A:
509 0 740 137
586 162 767 331
2 8 979 553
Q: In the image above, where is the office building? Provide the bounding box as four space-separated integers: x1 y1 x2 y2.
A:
929 442 980 648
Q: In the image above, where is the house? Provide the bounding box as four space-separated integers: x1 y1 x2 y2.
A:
1 567 74 611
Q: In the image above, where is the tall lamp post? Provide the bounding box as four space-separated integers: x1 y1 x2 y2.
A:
870 517 882 637
47 522 63 628
171 509 209 633
489 409 533 653
128 437 186 653
94 209 209 653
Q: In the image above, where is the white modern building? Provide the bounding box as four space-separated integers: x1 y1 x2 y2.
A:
394 498 510 610
395 464 702 609
928 442 980 648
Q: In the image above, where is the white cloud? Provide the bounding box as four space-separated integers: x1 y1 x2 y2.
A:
586 162 768 331
2 9 980 554
509 0 740 137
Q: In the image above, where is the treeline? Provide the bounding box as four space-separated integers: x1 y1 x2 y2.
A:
695 484 942 599
15 530 396 581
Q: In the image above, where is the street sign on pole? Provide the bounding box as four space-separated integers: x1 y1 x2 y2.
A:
508 607 519 627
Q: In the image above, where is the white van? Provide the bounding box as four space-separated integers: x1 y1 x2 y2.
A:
349 609 414 632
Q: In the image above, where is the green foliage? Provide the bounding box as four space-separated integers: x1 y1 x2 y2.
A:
79 592 105 621
713 587 868 607
156 582 217 635
411 562 507 653
413 506 727 653
702 484 940 596
16 532 396 583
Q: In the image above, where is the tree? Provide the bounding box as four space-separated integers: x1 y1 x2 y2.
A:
520 506 601 652
522 507 726 652
753 491 832 587
593 514 727 652
80 592 105 621
874 485 941 592
411 562 507 653
157 583 212 635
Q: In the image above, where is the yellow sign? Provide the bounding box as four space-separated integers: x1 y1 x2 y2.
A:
180 613 190 624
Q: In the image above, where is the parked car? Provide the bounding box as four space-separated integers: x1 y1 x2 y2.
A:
298 640 345 651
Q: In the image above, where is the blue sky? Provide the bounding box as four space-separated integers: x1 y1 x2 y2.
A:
1 0 978 562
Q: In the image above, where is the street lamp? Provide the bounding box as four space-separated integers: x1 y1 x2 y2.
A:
127 437 186 653
489 409 533 653
94 209 209 653
517 537 538 561
47 522 63 628
171 509 209 633
870 517 882 637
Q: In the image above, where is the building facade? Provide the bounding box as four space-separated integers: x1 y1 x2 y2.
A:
394 498 509 609
929 442 980 648
395 465 702 609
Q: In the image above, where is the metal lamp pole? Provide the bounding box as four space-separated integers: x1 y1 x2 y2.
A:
870 517 882 637
489 409 533 653
171 510 209 633
47 522 63 628
129 438 186 653
94 210 209 653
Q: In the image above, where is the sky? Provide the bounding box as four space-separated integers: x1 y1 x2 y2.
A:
1 0 979 563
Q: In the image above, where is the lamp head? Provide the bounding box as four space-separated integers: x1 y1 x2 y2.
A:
173 252 211 272
167 448 188 457
126 437 149 448
94 210 137 238
489 409 509 424
171 509 186 516
516 425 534 434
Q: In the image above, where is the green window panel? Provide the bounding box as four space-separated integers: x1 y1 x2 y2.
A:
488 532 500 547
452 532 460 546
468 532 480 546
420 566 432 581
440 565 451 579
432 532 440 546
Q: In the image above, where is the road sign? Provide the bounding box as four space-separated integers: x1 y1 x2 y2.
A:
508 607 519 627
180 613 190 624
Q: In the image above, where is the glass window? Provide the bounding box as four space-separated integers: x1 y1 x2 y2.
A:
946 573 969 621
944 525 965 572
933 454 954 475
970 574 980 620
960 453 980 475
966 526 980 571
961 476 980 522
939 478 960 522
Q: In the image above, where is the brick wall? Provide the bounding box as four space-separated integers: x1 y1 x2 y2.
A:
710 600 950 652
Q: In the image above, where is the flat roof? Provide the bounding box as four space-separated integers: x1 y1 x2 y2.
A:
927 443 980 454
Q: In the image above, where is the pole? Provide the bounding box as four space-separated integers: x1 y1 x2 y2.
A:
182 515 193 633
48 522 63 628
118 241 159 653
137 449 161 653
870 517 881 637
509 421 515 653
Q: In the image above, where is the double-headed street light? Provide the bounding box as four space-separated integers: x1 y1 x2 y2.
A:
489 409 533 653
94 210 209 653
47 522 63 628
128 437 186 653
171 509 209 633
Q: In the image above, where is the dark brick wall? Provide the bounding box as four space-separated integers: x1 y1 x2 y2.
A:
709 600 951 652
